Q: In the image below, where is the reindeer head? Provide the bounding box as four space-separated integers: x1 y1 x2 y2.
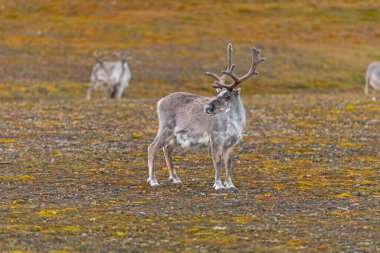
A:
204 43 265 115
204 88 241 115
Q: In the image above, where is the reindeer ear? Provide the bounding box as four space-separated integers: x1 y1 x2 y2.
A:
233 88 241 95
216 88 222 94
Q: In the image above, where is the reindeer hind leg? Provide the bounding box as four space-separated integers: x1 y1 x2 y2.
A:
147 128 172 186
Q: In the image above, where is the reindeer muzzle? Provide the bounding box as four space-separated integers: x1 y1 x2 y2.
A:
204 104 215 115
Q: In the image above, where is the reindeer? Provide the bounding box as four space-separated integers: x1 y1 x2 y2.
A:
147 43 265 190
365 61 380 95
87 52 131 100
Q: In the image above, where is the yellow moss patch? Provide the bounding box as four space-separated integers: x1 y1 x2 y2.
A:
273 184 285 191
45 83 59 94
185 226 200 234
114 231 127 236
0 139 17 143
37 209 59 218
297 181 313 191
1 225 43 233
327 212 348 218
288 148 311 154
286 238 304 247
233 215 259 224
334 193 352 198
50 150 61 157
356 180 375 185
18 175 36 181
295 120 313 128
193 230 215 236
146 129 157 135
339 142 357 148
131 132 143 139
345 103 356 111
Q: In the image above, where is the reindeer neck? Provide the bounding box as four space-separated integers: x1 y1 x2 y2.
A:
227 96 246 129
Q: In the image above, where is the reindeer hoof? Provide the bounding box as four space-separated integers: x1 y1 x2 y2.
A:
213 182 225 190
224 182 237 191
226 186 238 192
147 178 160 187
169 176 182 184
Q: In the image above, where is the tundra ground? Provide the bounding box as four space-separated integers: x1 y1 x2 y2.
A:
1 0 379 252
0 93 378 252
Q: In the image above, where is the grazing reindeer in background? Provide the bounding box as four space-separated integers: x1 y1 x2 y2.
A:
365 61 380 95
147 43 265 190
87 52 131 100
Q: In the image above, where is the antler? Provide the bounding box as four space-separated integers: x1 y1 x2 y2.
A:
206 43 235 89
112 51 130 61
94 51 131 63
93 51 107 64
206 44 266 91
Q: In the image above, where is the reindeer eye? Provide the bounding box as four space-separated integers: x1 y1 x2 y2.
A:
224 95 230 100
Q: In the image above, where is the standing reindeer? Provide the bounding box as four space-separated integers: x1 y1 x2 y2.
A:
365 61 380 94
147 43 265 190
87 52 131 100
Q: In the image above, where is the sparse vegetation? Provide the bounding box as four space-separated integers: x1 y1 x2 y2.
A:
1 0 380 99
0 0 379 252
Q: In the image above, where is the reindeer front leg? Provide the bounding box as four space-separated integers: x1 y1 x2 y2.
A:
223 147 236 189
212 145 224 190
87 81 101 100
163 144 182 184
